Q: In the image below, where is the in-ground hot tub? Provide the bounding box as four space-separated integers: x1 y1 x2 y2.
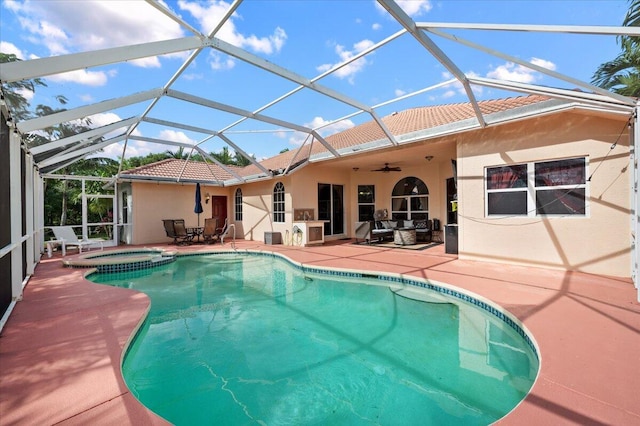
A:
62 247 177 273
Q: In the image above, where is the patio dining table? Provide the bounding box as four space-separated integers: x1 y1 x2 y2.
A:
187 226 204 243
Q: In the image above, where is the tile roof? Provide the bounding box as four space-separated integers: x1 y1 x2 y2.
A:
120 158 243 182
121 94 552 183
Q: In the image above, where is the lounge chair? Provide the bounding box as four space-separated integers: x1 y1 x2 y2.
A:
162 219 194 245
202 217 219 244
50 226 104 255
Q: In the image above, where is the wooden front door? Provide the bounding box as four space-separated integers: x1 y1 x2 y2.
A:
211 196 227 228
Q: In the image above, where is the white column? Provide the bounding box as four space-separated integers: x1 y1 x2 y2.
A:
35 172 45 257
25 153 35 274
633 104 640 302
113 181 119 245
81 179 88 240
9 129 23 301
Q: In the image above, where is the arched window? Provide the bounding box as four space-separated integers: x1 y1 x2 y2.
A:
234 188 243 221
391 176 429 220
273 182 285 223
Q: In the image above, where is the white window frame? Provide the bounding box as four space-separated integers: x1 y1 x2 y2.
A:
273 182 285 223
235 188 243 221
485 157 589 218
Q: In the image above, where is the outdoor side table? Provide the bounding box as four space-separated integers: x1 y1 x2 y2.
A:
393 228 416 246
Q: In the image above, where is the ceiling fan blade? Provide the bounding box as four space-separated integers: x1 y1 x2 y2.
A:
371 163 401 172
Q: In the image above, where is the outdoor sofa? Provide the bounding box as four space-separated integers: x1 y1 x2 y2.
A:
360 219 434 243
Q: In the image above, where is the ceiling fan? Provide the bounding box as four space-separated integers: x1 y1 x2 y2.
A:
371 163 401 172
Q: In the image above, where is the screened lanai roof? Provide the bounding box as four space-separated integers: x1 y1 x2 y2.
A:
1 0 638 186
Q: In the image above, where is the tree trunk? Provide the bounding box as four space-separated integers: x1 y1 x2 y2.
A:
60 179 68 226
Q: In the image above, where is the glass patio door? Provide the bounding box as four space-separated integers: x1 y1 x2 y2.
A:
318 183 344 236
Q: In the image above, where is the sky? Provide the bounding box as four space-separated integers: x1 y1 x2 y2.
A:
0 0 630 162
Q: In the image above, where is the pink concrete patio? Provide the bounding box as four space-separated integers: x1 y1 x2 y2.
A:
1 239 639 425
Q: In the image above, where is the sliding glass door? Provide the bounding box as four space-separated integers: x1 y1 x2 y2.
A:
318 183 344 236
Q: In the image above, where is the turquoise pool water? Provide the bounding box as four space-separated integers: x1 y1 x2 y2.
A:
90 253 538 425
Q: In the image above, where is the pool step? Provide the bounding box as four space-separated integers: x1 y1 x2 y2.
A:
152 254 174 263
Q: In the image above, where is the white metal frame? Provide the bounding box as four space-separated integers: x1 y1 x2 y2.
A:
0 0 638 309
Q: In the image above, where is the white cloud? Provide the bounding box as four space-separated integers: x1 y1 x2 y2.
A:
4 0 22 13
396 0 433 16
0 41 26 58
487 59 556 84
178 0 287 54
530 57 557 71
288 116 355 146
158 129 195 145
182 73 204 81
47 69 109 86
85 112 140 140
100 142 128 159
441 90 456 99
87 112 121 128
16 88 35 102
316 39 375 84
395 89 406 97
438 71 483 99
375 0 432 17
79 94 95 103
8 0 186 69
372 23 382 31
103 140 159 159
209 51 235 70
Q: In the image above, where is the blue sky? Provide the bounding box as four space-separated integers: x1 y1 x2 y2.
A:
0 0 630 161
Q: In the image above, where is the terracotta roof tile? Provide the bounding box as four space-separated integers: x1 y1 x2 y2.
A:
121 159 242 181
121 94 552 183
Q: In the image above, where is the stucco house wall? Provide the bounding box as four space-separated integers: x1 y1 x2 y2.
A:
235 176 292 243
120 107 631 279
456 111 631 277
130 181 231 245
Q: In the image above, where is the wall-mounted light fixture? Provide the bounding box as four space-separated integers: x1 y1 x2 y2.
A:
425 155 434 162
205 192 210 204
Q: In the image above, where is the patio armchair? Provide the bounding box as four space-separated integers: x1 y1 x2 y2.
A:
162 219 194 245
414 219 432 242
202 217 219 244
371 220 395 242
50 226 104 255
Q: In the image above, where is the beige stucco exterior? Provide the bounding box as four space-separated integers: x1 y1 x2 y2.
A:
128 181 232 244
456 111 630 277
122 109 631 278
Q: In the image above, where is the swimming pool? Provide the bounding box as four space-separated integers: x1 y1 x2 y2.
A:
90 252 539 425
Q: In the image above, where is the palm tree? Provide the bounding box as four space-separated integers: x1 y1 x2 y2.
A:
165 146 188 159
591 0 640 96
0 53 47 121
212 146 234 165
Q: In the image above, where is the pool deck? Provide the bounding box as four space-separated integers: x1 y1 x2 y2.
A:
1 239 639 425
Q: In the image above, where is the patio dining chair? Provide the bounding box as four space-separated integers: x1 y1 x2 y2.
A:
50 226 104 255
202 217 219 244
162 219 194 245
